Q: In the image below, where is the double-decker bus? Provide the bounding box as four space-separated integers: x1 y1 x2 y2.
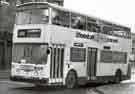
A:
11 2 131 88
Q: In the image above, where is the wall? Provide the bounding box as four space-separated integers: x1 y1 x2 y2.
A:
0 0 14 70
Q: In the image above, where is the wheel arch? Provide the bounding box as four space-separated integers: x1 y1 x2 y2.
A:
115 69 122 75
65 69 78 88
66 69 78 79
114 68 122 83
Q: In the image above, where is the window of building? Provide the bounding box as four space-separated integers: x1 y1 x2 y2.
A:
70 47 86 62
52 8 70 27
71 13 86 30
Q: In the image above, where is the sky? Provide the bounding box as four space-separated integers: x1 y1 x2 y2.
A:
64 0 134 32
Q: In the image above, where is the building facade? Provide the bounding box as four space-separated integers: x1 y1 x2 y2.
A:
0 0 14 70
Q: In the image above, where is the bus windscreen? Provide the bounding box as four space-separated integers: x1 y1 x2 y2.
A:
12 44 48 64
16 8 49 24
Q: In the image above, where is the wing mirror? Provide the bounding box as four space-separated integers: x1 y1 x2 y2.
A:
46 47 51 55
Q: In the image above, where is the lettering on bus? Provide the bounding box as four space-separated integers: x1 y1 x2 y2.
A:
76 32 118 43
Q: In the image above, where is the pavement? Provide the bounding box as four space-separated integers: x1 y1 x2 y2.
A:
97 81 135 94
96 72 135 94
0 69 10 79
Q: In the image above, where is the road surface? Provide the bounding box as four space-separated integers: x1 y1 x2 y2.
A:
0 79 135 94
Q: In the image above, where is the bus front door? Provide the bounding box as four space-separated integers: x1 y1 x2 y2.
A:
87 48 97 80
50 44 65 84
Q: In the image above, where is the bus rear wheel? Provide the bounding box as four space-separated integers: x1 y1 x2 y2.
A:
66 71 77 88
114 70 122 84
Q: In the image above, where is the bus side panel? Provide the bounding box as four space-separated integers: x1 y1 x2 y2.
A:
97 63 128 76
96 63 112 76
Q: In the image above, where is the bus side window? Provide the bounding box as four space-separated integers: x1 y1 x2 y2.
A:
100 50 127 64
52 8 70 27
112 26 130 38
71 13 86 30
70 47 86 62
87 17 100 33
111 24 131 38
99 21 113 35
102 26 113 35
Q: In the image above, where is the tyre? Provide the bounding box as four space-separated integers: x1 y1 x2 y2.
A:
115 70 122 84
66 71 77 88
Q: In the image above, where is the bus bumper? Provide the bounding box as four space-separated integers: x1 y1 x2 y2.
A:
10 76 49 84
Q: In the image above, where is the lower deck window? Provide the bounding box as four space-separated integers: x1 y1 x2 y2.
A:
100 51 112 62
100 50 127 63
70 47 86 62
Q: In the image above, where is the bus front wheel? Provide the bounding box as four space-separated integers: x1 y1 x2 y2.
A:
66 70 77 88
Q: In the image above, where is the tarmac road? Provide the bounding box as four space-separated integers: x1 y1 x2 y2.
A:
0 79 134 94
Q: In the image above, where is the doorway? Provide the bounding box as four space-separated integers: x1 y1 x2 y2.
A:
87 48 97 80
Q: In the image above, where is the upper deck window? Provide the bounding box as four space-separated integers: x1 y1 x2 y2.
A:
16 8 49 24
100 21 131 38
102 26 113 35
52 8 70 27
87 17 100 33
112 25 131 38
71 13 86 30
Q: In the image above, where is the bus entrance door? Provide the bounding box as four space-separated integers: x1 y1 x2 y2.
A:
87 48 97 80
50 44 65 84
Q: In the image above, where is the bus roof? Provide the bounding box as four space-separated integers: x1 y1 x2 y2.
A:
16 2 131 31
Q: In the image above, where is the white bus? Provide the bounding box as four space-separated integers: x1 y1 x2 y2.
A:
11 2 131 88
